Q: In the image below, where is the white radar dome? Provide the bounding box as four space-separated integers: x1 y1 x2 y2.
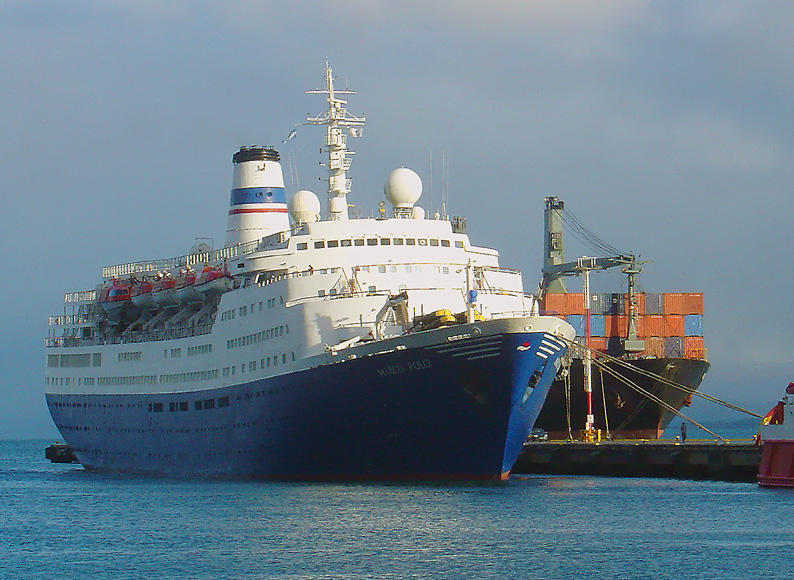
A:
289 190 321 224
412 206 425 220
384 167 422 208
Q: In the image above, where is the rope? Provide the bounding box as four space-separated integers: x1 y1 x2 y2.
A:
589 345 762 419
592 357 726 442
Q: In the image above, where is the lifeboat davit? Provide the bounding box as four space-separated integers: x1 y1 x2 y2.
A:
152 275 179 308
175 270 204 304
194 266 234 296
130 278 157 310
97 279 135 320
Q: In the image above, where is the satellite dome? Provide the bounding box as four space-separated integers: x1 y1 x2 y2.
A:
384 167 422 208
289 190 321 224
412 206 425 220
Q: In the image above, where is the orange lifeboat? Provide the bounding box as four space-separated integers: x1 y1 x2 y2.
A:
131 278 157 310
194 266 234 296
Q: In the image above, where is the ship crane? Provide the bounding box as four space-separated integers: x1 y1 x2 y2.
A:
540 196 647 441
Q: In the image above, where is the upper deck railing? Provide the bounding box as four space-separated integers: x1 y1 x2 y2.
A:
100 224 308 279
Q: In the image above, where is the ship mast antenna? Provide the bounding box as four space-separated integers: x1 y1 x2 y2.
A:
305 60 365 221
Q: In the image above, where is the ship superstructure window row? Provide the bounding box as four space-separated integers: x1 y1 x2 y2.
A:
118 351 142 362
296 237 462 250
160 369 220 384
97 375 157 386
187 344 212 356
227 325 289 349
48 353 102 368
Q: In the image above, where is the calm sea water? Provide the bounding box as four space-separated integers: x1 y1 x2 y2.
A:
2 439 793 580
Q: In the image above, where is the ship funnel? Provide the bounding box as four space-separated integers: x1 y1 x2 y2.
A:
225 146 289 247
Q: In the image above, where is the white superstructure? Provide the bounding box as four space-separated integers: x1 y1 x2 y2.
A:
45 62 543 400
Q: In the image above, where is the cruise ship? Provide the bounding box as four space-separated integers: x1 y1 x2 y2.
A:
44 63 574 480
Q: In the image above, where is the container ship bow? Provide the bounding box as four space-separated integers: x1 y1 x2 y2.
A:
44 63 574 481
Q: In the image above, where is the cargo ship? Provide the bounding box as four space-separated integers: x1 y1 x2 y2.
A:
534 197 710 440
44 63 574 480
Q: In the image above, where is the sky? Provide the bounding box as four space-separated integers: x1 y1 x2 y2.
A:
1 1 793 438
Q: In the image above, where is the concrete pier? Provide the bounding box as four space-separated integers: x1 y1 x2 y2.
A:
514 440 762 482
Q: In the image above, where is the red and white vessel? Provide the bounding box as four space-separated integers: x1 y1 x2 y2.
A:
758 383 794 488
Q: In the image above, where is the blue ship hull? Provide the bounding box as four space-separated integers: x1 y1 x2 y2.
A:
47 331 566 480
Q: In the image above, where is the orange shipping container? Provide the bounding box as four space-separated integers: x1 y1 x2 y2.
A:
682 293 704 315
639 315 665 338
543 293 566 315
565 293 586 315
664 315 685 337
605 315 628 337
684 336 706 360
644 336 665 357
664 293 685 315
589 336 607 352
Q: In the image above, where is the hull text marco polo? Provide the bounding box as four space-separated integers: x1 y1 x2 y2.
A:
45 63 574 480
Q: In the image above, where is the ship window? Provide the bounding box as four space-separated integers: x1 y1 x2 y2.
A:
380 238 391 245
430 239 439 246
441 240 450 247
273 357 278 367
378 265 386 273
354 239 365 246
153 402 163 413
204 399 215 410
169 402 176 412
194 400 203 410
297 242 308 250
329 289 337 296
415 265 422 272
314 241 325 249
405 266 412 273
389 266 397 273
406 238 416 246
368 286 377 294
291 352 295 361
341 239 352 247
318 289 326 297
267 358 271 367
360 266 369 272
393 238 404 245
455 241 464 248
418 239 428 246
327 240 339 248
218 397 229 408
180 401 188 411
443 267 449 274
261 358 266 368
282 354 287 364
367 239 378 246
92 353 102 367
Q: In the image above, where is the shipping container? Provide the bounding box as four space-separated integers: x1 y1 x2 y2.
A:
684 314 703 337
565 293 586 315
644 336 665 357
645 293 664 315
684 336 705 359
664 293 685 315
588 336 608 352
542 293 566 315
604 293 625 315
664 315 685 337
665 336 684 358
567 314 585 335
590 314 605 337
682 293 704 315
639 315 665 338
589 293 605 315
604 315 628 337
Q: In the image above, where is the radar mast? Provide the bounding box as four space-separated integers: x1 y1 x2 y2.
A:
306 60 365 220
